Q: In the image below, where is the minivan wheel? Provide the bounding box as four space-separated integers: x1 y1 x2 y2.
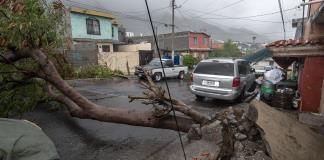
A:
236 89 246 103
178 71 185 80
154 73 162 82
195 95 205 101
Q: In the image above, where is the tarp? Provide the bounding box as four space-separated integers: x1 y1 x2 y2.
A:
242 48 272 63
0 118 59 160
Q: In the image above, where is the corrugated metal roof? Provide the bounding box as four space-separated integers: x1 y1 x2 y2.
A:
242 48 272 62
266 38 324 48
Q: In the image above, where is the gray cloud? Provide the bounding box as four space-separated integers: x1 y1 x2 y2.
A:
63 0 304 41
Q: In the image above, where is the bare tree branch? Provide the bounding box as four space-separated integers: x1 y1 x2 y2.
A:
129 73 211 124
0 9 9 19
0 49 30 64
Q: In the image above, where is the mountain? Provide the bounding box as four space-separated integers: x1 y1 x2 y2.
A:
118 11 270 43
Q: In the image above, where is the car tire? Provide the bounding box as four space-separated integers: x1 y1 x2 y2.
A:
154 73 162 82
236 88 246 103
195 95 205 101
178 71 185 80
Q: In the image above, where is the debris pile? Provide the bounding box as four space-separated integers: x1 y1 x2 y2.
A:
188 106 272 160
216 106 271 160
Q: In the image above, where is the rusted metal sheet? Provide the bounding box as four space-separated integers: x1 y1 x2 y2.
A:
300 56 324 112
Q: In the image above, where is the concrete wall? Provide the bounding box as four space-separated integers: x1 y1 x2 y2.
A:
117 43 151 52
130 32 190 52
304 21 324 39
65 41 98 67
65 50 98 68
304 3 324 39
98 52 139 73
97 42 114 53
70 12 118 40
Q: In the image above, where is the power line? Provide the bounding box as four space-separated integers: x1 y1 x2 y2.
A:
144 0 187 160
195 0 245 17
176 8 195 31
182 6 298 20
125 6 170 15
181 0 190 6
205 0 220 10
181 9 292 24
197 16 287 23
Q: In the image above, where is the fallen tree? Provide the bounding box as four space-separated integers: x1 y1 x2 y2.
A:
0 2 271 159
0 0 209 132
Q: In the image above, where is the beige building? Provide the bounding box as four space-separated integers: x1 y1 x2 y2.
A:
98 43 152 73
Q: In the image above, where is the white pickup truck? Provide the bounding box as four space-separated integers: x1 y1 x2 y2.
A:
135 58 188 81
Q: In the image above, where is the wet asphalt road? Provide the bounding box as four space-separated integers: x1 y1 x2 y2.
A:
22 78 239 160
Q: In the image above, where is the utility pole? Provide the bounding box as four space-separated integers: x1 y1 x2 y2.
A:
171 0 175 61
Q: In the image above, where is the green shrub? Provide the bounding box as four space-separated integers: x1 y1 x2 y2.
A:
182 55 199 69
75 65 113 79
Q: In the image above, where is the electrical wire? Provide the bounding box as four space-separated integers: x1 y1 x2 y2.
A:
182 6 298 21
195 0 245 17
181 6 297 24
144 0 187 160
181 0 190 6
126 6 170 14
176 8 196 31
180 9 292 24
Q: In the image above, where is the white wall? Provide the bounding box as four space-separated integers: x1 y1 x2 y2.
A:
98 52 139 73
117 43 151 52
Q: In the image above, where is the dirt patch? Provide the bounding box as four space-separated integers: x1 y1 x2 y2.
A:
251 100 324 160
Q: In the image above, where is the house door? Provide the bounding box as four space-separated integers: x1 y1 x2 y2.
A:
139 50 153 66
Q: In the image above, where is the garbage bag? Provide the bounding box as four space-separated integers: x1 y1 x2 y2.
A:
0 118 59 160
264 69 283 84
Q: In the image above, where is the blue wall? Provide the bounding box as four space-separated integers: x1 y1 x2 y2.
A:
112 25 118 41
70 12 118 41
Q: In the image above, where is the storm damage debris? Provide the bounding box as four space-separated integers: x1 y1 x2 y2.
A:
185 105 271 160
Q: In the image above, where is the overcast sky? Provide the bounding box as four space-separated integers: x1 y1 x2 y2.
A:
64 0 305 41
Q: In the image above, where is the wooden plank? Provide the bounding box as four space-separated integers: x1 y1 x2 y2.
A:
320 80 324 113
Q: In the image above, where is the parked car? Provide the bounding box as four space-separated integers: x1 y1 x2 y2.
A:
252 65 273 76
189 58 255 101
135 58 188 81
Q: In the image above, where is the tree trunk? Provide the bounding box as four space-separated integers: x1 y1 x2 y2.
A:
29 49 196 132
0 49 209 132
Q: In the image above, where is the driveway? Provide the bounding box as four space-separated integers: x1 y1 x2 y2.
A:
22 78 241 160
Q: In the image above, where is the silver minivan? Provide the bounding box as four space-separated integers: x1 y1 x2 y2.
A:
189 58 255 101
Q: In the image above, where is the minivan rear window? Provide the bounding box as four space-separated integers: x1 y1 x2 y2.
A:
194 62 234 76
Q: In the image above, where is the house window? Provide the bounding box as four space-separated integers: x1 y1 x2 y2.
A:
203 37 207 44
102 45 110 52
86 18 100 35
193 37 198 45
112 27 114 37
